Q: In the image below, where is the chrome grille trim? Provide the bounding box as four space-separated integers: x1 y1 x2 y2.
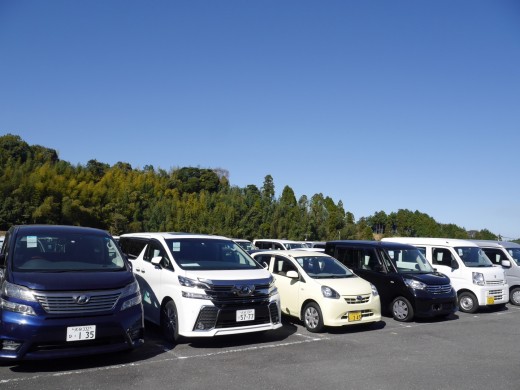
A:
486 280 504 286
344 294 371 304
34 290 121 314
425 284 452 294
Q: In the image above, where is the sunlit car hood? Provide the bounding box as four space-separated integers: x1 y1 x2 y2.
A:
404 272 451 285
182 268 272 282
11 271 134 291
307 276 373 295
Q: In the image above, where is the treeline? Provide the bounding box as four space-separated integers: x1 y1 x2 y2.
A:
0 134 501 241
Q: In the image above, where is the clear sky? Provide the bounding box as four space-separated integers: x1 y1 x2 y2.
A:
1 1 519 239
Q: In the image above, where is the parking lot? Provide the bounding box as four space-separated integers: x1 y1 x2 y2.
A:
1 305 519 390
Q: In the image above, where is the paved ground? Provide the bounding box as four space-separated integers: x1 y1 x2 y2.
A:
1 305 519 390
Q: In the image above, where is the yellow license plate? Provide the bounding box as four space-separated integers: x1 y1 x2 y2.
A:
487 296 495 305
348 311 362 322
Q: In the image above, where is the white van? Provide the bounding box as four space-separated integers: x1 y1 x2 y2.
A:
382 237 508 313
471 240 520 305
253 239 308 250
119 233 282 342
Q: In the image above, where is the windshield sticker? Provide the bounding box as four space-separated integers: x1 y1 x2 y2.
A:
27 236 37 248
457 249 463 256
171 242 181 252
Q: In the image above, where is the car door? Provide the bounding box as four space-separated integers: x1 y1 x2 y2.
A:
271 255 302 317
136 240 172 324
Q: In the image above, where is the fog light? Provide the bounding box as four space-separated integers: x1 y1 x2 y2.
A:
196 322 205 330
1 339 22 351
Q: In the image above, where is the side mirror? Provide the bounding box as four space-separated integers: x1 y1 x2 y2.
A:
450 259 459 269
286 270 299 279
501 259 511 268
151 256 162 266
262 261 269 269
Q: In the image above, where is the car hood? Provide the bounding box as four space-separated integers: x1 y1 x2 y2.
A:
11 271 134 291
183 268 272 283
402 272 451 286
310 276 373 295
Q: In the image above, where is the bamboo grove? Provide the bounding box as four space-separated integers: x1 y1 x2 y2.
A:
0 134 500 241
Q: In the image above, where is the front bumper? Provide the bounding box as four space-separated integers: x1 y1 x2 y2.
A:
0 305 144 361
320 295 382 327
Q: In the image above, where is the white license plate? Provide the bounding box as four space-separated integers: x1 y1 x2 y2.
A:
236 309 255 322
66 325 96 342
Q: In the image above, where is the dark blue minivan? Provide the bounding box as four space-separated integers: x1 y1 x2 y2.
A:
0 225 144 361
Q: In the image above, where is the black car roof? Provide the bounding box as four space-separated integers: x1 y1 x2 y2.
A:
326 240 417 250
12 224 109 236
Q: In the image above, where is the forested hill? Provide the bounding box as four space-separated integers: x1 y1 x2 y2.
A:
0 134 500 241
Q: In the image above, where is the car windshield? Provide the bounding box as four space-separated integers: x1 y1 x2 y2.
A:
507 248 520 266
166 238 262 270
285 242 306 249
295 255 354 279
13 232 125 272
384 248 434 274
455 247 493 267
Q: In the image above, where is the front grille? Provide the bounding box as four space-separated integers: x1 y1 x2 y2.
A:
28 336 127 353
425 284 452 294
344 295 370 304
204 281 271 305
486 280 504 286
488 289 505 300
34 290 121 314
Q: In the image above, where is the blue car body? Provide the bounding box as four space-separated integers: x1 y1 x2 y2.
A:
0 225 144 361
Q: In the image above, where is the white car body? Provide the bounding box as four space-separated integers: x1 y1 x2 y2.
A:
119 233 282 339
251 250 381 331
382 237 508 311
471 240 520 305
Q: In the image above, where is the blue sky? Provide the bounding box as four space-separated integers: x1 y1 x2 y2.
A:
1 1 520 239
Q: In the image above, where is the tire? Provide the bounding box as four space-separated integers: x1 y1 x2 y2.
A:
458 291 478 313
303 302 325 333
391 297 414 322
161 300 181 343
510 287 520 306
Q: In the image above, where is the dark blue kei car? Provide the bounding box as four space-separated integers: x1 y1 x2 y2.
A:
0 225 144 361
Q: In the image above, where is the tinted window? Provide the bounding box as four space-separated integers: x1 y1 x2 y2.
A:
144 240 173 270
13 231 125 271
120 238 148 260
272 256 298 277
165 238 261 271
481 248 507 266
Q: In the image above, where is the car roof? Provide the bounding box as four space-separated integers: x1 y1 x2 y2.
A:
250 250 332 258
119 232 230 240
470 240 520 249
12 224 108 236
326 240 418 250
382 237 480 247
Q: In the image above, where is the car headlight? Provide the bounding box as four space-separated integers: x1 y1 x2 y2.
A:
179 276 212 299
371 283 379 297
321 285 340 299
472 272 485 286
1 281 37 315
120 280 142 311
404 278 427 290
178 275 211 289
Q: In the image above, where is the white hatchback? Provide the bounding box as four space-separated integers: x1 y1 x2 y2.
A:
251 250 381 332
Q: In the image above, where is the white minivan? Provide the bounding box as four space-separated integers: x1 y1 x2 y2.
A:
471 240 520 305
382 237 508 313
119 233 282 342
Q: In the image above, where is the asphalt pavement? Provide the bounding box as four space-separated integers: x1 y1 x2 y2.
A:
1 305 519 390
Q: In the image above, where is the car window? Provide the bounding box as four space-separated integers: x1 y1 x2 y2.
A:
144 240 173 270
272 256 298 277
